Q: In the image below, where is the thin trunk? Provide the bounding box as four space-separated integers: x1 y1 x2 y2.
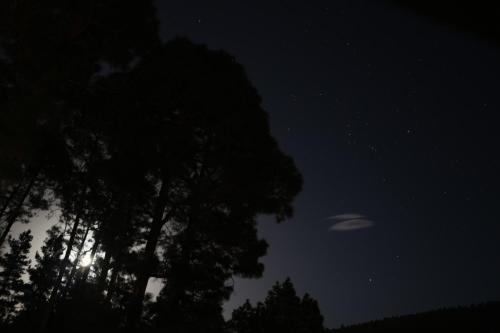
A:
157 263 186 331
126 180 169 330
105 259 121 303
50 214 82 300
0 175 36 247
0 180 22 221
38 212 81 333
79 231 101 284
61 221 91 299
105 195 132 302
0 218 15 250
97 250 111 292
95 193 126 294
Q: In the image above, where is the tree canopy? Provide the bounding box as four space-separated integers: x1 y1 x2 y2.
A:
0 2 308 333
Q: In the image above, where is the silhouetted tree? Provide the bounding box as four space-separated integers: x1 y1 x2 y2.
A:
0 230 32 323
0 0 160 248
23 226 64 313
229 300 264 333
111 39 303 331
230 278 326 333
0 2 304 332
0 162 53 248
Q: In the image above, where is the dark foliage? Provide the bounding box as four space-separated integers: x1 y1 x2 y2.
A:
230 278 327 333
0 231 32 322
0 1 306 332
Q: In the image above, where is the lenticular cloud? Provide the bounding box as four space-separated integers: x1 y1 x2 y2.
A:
327 213 366 221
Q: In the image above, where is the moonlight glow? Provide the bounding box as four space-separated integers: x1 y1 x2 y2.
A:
80 254 92 267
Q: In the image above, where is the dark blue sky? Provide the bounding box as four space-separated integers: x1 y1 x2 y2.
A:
152 0 500 328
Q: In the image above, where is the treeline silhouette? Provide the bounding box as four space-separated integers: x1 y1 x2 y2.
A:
330 302 500 333
0 1 329 332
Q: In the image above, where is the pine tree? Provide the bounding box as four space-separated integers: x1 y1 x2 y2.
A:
0 3 305 331
230 278 326 333
230 300 265 333
0 230 32 323
24 226 64 312
122 38 302 330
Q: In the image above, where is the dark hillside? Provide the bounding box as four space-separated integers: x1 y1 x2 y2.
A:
331 302 500 333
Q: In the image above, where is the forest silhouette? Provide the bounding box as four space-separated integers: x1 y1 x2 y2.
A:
0 1 499 333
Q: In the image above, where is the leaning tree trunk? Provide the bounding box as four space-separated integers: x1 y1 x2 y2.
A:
79 229 101 284
38 211 82 333
0 180 22 221
0 174 37 247
61 221 91 299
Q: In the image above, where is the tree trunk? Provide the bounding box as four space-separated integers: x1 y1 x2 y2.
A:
79 230 101 284
156 264 186 332
61 221 91 299
0 217 16 250
97 250 111 292
157 216 195 331
103 194 133 302
125 180 170 331
0 180 22 221
105 257 121 303
38 212 81 333
0 175 36 247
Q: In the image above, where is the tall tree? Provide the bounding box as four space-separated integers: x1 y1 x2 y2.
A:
112 38 303 330
0 3 305 332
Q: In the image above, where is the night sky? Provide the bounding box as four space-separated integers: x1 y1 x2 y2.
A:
14 0 500 329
